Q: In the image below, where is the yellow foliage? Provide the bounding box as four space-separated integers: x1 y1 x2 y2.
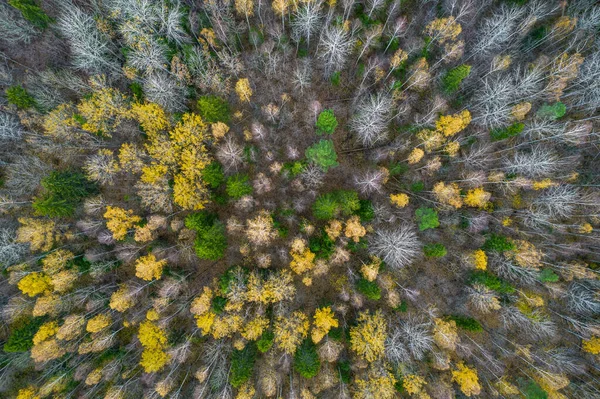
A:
130 102 170 136
452 363 481 397
85 368 103 386
349 310 387 362
104 206 141 240
471 249 487 270
507 240 542 269
110 285 135 312
169 113 207 152
353 370 397 399
360 256 381 282
146 309 159 321
511 102 531 121
416 129 445 152
433 318 458 351
33 294 61 317
579 223 593 234
274 311 309 354
17 387 40 399
532 179 557 190
236 78 253 103
344 216 366 243
211 314 242 339
242 316 270 341
311 307 338 343
18 272 52 297
57 314 85 341
390 193 409 208
140 349 170 373
236 382 256 399
77 86 128 135
403 374 427 395
390 48 408 69
211 121 229 140
444 141 460 157
408 147 425 164
425 16 462 43
290 243 316 275
235 0 254 16
118 143 144 173
191 287 214 315
435 110 471 137
433 181 463 208
583 336 600 355
31 338 66 363
16 218 61 252
135 254 166 281
33 321 59 345
51 270 78 293
172 174 209 210
138 320 168 350
325 220 343 240
86 314 111 333
464 187 491 208
196 312 216 335
41 250 73 275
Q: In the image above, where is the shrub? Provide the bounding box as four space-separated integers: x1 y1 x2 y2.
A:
294 339 321 378
537 102 566 120
8 0 52 29
539 268 559 283
448 315 483 332
357 278 381 300
257 330 275 353
201 162 225 189
5 85 36 109
415 207 440 230
305 139 339 171
197 95 230 123
482 234 515 252
442 64 471 93
230 344 257 388
423 243 447 258
490 123 524 141
468 270 515 294
32 171 98 217
226 174 253 199
316 109 338 135
4 316 46 352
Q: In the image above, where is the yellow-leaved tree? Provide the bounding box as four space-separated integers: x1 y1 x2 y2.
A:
274 311 309 354
236 78 253 103
138 320 170 373
452 363 481 397
18 272 52 297
104 206 141 240
311 307 338 343
349 310 387 362
135 254 166 281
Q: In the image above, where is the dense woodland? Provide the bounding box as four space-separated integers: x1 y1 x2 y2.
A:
1 0 600 398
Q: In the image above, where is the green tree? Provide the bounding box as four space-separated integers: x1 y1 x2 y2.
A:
201 162 225 189
185 212 227 260
294 339 320 378
482 234 515 252
197 95 230 123
230 344 257 388
357 278 381 300
442 64 471 93
313 193 338 220
226 174 253 199
4 316 46 352
257 330 275 353
305 139 338 171
5 85 36 109
536 102 566 120
32 171 98 217
8 0 52 29
415 207 439 230
423 243 447 258
316 109 338 135
490 123 524 141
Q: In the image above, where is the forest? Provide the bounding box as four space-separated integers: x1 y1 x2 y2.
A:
1 0 600 398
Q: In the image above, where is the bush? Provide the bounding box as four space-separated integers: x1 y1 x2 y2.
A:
468 270 515 294
312 190 361 220
4 316 46 352
305 139 339 171
537 102 566 120
294 339 320 378
357 278 381 300
226 174 253 199
185 212 227 261
442 64 471 93
539 268 559 283
230 344 257 388
201 162 225 189
415 207 439 230
257 330 275 353
423 243 447 258
316 109 338 135
8 0 52 29
197 95 230 123
33 170 98 217
482 234 515 252
448 315 483 332
490 123 524 141
5 85 36 109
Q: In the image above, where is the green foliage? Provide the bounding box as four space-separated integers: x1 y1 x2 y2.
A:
442 64 471 93
448 315 483 332
226 174 253 199
312 190 360 220
305 139 339 171
328 327 343 341
294 339 320 378
5 85 36 109
8 0 52 29
257 330 275 353
482 234 515 252
211 296 227 314
415 207 440 231
32 170 98 217
539 268 559 283
283 161 306 177
389 162 409 176
490 123 524 141
129 82 144 102
309 232 335 259
522 380 548 399
356 199 375 222
356 278 381 300
338 360 352 384
316 109 338 135
185 212 227 261
197 95 230 123
410 181 425 193
347 237 368 253
468 270 515 294
230 344 257 388
537 102 566 120
4 316 46 352
201 162 225 189
330 71 341 86
423 243 447 258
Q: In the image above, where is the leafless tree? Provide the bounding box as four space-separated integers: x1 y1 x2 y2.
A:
291 1 323 48
217 138 244 171
349 92 393 147
318 25 352 77
503 146 562 178
143 72 187 112
369 224 420 270
353 168 388 195
386 316 433 364
566 280 600 316
0 113 24 142
0 3 39 45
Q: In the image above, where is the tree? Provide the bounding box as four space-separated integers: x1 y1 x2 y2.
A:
104 206 141 241
452 363 481 397
274 311 309 354
318 25 352 77
349 93 393 147
230 344 257 388
311 307 338 343
443 64 471 93
197 95 230 123
226 174 253 199
8 0 52 29
5 85 36 109
135 254 166 281
305 139 338 171
15 218 62 252
294 339 320 378
235 78 253 103
316 109 338 135
386 317 433 363
423 243 447 258
33 170 97 217
350 310 387 362
369 225 420 270
415 207 439 230
18 272 52 297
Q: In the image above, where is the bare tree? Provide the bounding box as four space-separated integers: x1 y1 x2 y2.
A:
369 224 420 269
566 280 600 316
318 25 352 77
0 3 39 45
386 316 433 364
0 113 24 142
143 72 187 113
349 92 393 147
291 2 323 48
